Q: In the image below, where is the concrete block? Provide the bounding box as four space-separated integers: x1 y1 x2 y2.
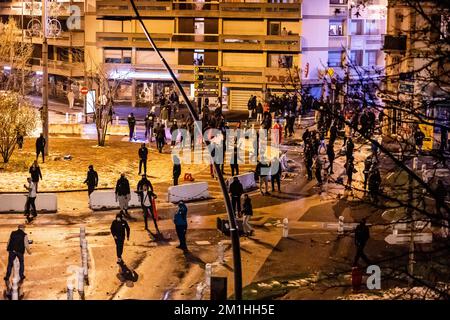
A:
167 182 209 203
0 193 57 213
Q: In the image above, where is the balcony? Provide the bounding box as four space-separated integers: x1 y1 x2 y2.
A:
383 35 407 52
19 31 85 47
349 34 383 50
96 32 301 51
0 1 85 16
30 58 84 77
96 0 301 19
330 0 347 4
328 35 347 49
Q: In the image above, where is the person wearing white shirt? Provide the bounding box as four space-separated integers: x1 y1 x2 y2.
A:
24 178 37 222
67 90 75 109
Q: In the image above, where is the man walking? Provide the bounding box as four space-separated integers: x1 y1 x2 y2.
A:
127 112 136 141
353 219 371 266
4 225 31 283
229 177 244 216
115 173 131 218
138 143 148 175
140 184 161 237
24 178 37 223
35 133 46 163
173 201 188 251
29 160 42 192
156 123 166 153
84 165 98 200
242 194 254 236
67 89 75 109
110 213 130 263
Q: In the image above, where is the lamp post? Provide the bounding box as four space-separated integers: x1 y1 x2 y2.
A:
129 0 243 300
41 0 49 156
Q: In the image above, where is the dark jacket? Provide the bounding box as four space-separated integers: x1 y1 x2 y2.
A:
7 229 26 254
115 177 130 196
84 169 98 187
242 197 253 216
355 223 370 246
36 136 45 150
139 146 148 160
110 219 130 240
127 115 136 127
29 166 42 182
173 163 181 178
173 203 188 226
145 113 155 128
229 180 244 197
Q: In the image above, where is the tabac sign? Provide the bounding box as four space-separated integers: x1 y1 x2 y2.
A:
265 75 300 84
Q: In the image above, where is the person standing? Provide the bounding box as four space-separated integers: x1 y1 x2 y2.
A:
137 174 153 202
29 160 42 193
35 133 46 163
156 123 166 153
353 219 371 266
368 167 381 203
160 106 169 129
173 201 188 251
257 161 271 195
314 157 323 186
326 144 335 175
346 137 354 163
271 157 281 192
229 177 244 216
83 165 98 197
230 139 240 176
414 128 425 154
144 110 155 142
115 173 131 218
363 155 373 193
140 184 161 236
329 122 338 146
67 89 75 109
138 143 148 175
173 155 181 186
16 130 24 150
345 156 355 190
127 113 136 141
256 101 263 124
4 225 31 282
24 178 37 223
110 213 130 263
241 194 254 236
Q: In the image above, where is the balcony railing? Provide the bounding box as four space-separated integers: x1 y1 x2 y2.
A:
97 32 301 51
30 58 84 77
18 31 85 47
96 0 301 18
0 1 85 16
383 34 407 51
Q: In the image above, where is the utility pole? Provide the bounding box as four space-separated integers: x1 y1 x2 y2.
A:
408 157 418 286
42 0 49 156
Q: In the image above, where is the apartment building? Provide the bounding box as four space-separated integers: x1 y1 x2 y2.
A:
383 0 450 138
301 0 387 97
0 0 85 97
0 0 302 110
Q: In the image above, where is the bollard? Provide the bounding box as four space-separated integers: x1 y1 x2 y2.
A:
78 112 82 123
67 279 74 300
195 283 204 300
338 216 344 235
282 218 289 238
11 258 20 300
65 112 69 123
77 268 85 300
115 116 119 126
205 263 212 287
217 241 225 264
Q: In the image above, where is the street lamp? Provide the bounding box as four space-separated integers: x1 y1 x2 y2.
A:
41 0 49 156
129 0 243 300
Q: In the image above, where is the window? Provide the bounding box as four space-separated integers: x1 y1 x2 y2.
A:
104 49 131 64
329 21 344 36
350 20 363 35
268 54 294 68
269 22 281 35
365 20 379 35
328 51 343 67
365 50 377 66
350 50 363 66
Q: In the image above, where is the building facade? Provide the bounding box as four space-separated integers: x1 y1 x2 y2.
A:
301 0 387 98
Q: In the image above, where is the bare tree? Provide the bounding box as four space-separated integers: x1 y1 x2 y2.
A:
0 92 38 163
0 18 33 94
